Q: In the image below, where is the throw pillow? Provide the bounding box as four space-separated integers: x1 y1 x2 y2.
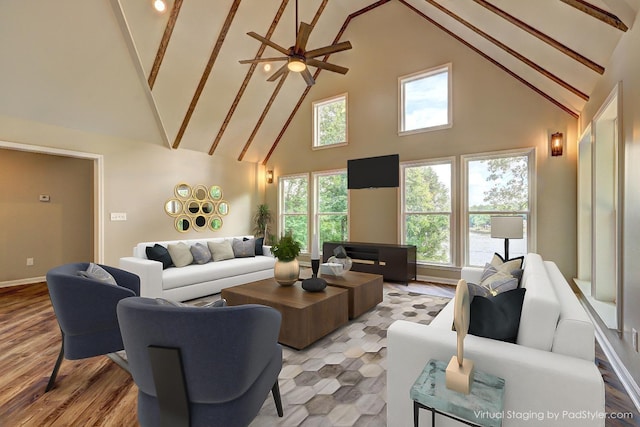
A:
203 298 227 308
208 240 235 262
146 244 173 269
510 268 524 287
244 237 264 255
78 263 118 286
233 238 256 258
155 298 226 308
167 242 194 268
491 252 524 271
479 265 518 296
467 282 493 300
468 288 526 343
190 243 212 264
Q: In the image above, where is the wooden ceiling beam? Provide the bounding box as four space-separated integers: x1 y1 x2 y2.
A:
209 0 290 156
560 0 628 32
148 0 183 89
237 0 329 162
422 0 588 101
172 0 241 149
472 0 604 74
262 0 392 166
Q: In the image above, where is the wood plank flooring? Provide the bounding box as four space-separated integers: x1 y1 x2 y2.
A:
0 282 638 426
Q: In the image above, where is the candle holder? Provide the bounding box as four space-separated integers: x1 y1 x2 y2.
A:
302 259 327 292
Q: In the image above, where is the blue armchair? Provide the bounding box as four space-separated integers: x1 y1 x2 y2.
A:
117 297 283 427
45 262 140 392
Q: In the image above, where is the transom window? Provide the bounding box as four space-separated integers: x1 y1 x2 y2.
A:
399 64 451 135
313 94 347 148
278 174 309 250
313 170 348 252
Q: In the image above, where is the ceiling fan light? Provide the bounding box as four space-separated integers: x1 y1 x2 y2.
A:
287 57 306 72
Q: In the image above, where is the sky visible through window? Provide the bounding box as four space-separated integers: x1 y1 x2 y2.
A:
404 71 448 131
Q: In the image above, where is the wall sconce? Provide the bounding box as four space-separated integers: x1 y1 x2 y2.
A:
550 132 563 157
266 170 274 184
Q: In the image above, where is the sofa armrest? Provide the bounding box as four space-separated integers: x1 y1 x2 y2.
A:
388 320 605 426
119 257 163 298
461 266 484 284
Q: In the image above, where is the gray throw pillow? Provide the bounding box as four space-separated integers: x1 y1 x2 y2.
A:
208 240 235 262
167 242 194 267
232 238 256 258
190 243 212 264
155 298 226 308
78 263 117 286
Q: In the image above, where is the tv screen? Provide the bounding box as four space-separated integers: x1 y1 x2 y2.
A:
347 154 399 189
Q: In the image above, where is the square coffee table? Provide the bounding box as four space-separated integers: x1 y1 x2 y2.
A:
300 270 383 319
221 277 348 350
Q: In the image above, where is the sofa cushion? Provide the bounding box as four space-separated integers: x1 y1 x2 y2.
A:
190 243 212 264
146 244 173 269
208 240 235 262
233 238 255 258
479 264 518 295
469 288 526 342
491 252 524 270
167 242 194 267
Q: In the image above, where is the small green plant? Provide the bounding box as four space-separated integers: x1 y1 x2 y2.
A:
271 232 302 261
253 204 274 244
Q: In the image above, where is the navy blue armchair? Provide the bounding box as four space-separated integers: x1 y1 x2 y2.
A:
45 262 140 392
117 297 283 427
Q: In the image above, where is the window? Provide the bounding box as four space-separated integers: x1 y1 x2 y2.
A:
278 174 309 249
463 150 534 266
401 159 453 264
313 94 347 148
314 171 348 252
399 64 451 135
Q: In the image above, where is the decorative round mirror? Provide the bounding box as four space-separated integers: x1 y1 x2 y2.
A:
175 183 192 199
175 216 191 232
187 201 200 214
164 199 183 216
194 215 207 229
210 216 223 231
218 201 229 216
209 185 223 201
194 185 208 201
201 201 214 214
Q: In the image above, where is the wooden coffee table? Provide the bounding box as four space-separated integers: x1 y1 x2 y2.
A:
221 278 348 350
300 270 384 319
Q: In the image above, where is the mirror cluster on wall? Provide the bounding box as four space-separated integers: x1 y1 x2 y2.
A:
164 183 230 232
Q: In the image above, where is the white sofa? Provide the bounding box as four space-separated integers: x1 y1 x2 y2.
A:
119 236 275 302
387 253 605 426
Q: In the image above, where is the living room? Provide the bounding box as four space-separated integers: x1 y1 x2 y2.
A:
2 0 640 425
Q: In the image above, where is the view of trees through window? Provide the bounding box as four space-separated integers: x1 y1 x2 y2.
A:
402 162 452 264
279 175 308 250
314 95 347 148
467 153 530 266
316 172 348 250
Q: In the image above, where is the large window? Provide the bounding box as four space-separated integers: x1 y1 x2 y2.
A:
464 150 534 266
401 159 453 264
314 171 348 251
399 64 451 135
313 93 347 148
278 174 309 249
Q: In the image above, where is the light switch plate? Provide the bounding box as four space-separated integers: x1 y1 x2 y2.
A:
110 212 127 221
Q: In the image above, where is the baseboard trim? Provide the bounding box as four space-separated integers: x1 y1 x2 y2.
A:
0 277 46 288
416 274 458 285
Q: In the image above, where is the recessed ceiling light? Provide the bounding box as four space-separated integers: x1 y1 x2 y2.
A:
263 63 272 73
154 0 167 12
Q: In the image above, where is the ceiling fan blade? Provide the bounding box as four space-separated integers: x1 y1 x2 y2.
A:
295 22 312 53
305 41 352 58
267 63 289 82
246 32 289 55
239 57 288 64
301 68 315 86
306 58 348 74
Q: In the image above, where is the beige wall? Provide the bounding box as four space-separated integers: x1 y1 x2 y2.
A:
0 149 93 282
0 114 262 273
265 1 578 280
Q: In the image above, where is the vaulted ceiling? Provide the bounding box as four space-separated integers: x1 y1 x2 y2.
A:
0 0 636 164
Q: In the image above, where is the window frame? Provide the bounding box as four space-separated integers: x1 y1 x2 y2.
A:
278 173 310 250
400 157 456 266
461 148 536 267
312 169 349 255
312 93 348 150
398 63 452 136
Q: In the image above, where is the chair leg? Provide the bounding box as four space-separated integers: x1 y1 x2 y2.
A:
272 380 284 417
45 334 65 393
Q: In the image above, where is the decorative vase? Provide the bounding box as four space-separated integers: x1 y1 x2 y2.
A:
274 258 299 286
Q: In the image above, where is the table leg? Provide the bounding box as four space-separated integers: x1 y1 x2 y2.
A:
413 401 419 427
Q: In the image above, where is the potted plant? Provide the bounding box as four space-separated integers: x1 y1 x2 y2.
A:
271 232 302 286
253 203 273 245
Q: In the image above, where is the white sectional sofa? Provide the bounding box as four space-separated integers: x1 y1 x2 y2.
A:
387 253 605 426
119 236 275 302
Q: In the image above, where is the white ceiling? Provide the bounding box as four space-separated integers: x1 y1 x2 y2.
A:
0 0 636 163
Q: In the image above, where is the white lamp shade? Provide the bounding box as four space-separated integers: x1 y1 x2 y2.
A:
490 216 523 239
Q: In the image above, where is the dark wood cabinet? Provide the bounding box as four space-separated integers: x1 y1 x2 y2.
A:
322 241 417 284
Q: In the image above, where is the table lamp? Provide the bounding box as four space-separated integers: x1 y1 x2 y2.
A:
490 216 523 261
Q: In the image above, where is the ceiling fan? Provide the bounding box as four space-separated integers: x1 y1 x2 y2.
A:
239 0 352 86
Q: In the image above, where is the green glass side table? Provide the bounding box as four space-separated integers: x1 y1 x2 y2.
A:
410 359 505 427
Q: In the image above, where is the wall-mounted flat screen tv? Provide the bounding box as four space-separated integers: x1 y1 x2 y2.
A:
347 154 400 189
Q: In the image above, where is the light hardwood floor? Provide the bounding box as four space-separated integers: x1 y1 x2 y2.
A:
1 282 638 426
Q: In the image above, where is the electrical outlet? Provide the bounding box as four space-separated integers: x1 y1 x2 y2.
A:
110 212 127 221
26 258 34 266
633 329 639 352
